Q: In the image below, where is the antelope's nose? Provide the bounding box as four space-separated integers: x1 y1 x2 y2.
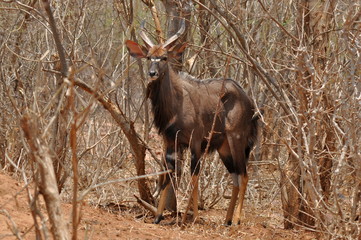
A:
149 70 158 77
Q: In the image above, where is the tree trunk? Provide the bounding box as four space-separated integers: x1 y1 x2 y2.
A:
308 0 336 202
280 152 301 229
281 0 337 229
21 115 69 240
162 0 191 72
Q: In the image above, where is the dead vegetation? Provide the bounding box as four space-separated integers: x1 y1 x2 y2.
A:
0 0 360 239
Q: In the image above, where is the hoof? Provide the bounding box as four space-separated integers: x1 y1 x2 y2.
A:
224 220 232 226
153 215 164 224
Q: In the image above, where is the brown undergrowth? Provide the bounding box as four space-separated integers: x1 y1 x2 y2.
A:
0 172 317 240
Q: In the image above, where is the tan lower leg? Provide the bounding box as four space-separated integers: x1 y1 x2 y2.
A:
181 175 199 224
191 175 199 220
154 183 171 223
233 174 248 224
225 185 240 225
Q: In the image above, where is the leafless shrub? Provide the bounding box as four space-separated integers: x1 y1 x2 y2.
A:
0 0 359 239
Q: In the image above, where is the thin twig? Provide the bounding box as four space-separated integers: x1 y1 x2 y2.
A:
194 0 297 124
78 170 172 201
0 210 23 240
134 195 157 215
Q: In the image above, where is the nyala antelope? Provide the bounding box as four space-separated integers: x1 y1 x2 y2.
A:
125 20 259 225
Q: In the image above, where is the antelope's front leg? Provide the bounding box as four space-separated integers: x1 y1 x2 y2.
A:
154 147 177 224
190 151 201 221
182 150 201 223
154 178 171 224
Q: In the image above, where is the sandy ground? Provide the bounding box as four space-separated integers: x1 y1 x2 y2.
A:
0 172 316 239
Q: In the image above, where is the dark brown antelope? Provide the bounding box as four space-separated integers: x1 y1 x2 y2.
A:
125 20 259 225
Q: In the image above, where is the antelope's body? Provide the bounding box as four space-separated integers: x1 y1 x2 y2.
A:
126 20 259 225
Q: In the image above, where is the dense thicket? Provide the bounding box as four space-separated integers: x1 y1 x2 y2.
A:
0 1 359 239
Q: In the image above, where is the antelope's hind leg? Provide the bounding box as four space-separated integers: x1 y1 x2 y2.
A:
223 173 248 226
233 173 248 225
220 135 249 226
224 173 240 226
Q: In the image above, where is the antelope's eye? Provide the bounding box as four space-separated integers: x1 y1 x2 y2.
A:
161 57 167 61
146 56 151 60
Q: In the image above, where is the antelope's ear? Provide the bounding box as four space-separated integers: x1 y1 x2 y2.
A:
168 42 188 58
125 40 147 58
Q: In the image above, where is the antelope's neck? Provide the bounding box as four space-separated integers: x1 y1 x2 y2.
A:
147 67 182 133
